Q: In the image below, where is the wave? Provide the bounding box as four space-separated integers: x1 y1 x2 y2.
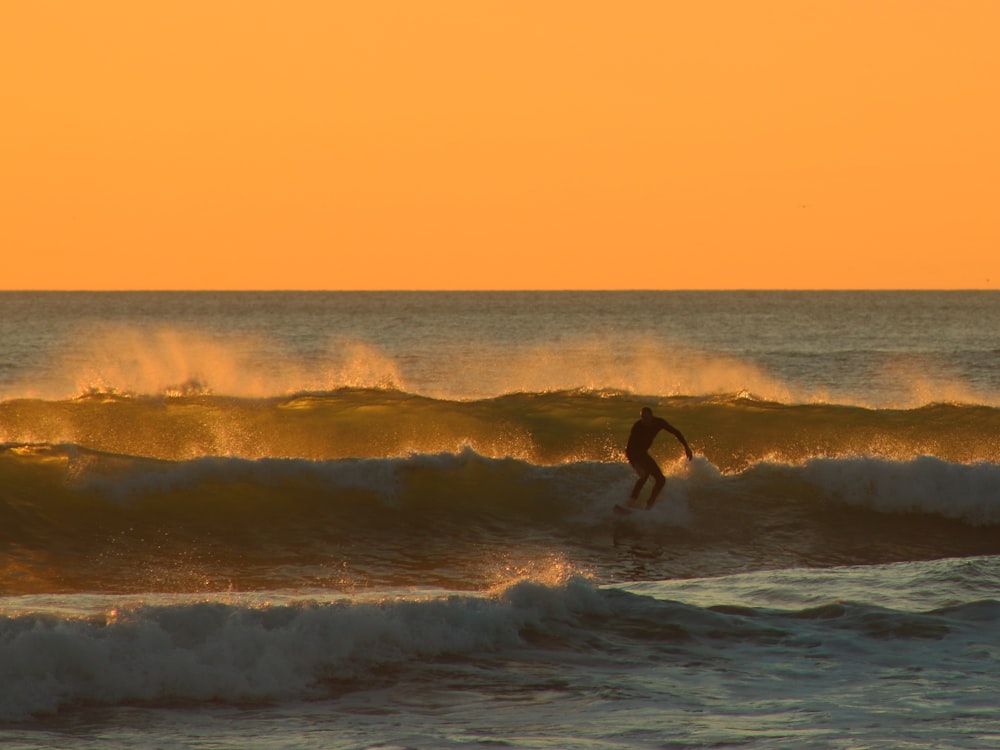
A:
2 389 998 469
3 444 1000 595
3 321 998 408
3 574 999 721
5 443 1000 524
0 324 848 405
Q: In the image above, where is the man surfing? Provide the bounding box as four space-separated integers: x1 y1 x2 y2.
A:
624 406 693 510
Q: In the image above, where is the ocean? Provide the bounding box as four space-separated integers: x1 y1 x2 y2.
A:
1 290 999 748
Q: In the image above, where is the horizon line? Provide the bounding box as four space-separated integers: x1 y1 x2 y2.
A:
0 288 996 294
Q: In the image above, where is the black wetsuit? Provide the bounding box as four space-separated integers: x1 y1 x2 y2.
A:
626 416 675 480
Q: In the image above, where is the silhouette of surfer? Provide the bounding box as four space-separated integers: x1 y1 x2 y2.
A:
625 406 692 509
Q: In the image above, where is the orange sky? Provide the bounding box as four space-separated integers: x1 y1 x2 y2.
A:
2 1 998 290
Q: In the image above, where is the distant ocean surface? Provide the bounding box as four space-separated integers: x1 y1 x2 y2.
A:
2 291 999 748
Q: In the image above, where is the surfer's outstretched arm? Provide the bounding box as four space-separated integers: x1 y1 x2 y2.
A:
664 422 693 460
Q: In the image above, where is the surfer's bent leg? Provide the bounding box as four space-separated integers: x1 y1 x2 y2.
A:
630 473 647 500
645 461 667 508
628 453 657 500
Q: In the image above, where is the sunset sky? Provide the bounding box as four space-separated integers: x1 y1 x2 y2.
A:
3 1 998 290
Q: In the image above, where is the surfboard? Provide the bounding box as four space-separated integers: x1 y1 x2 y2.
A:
614 502 644 515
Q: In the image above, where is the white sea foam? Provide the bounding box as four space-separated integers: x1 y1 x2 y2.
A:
0 579 600 720
796 455 1000 525
4 568 1000 734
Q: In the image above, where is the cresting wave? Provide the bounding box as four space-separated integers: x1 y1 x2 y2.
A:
4 442 1000 523
3 443 1000 595
2 389 999 468
2 574 999 721
4 319 998 408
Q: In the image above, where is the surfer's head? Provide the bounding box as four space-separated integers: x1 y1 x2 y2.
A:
640 406 654 422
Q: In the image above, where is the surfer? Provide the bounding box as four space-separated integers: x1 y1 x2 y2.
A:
625 406 693 509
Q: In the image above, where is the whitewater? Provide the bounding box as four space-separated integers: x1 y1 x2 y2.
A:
1 291 999 748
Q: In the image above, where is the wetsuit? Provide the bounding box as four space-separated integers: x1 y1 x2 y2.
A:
625 416 675 482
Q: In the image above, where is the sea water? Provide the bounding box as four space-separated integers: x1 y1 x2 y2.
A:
1 291 999 748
